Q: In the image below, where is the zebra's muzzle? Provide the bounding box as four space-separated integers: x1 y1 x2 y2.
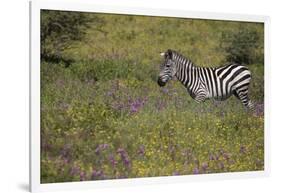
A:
157 77 166 87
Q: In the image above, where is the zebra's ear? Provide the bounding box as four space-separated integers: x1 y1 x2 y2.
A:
167 49 173 59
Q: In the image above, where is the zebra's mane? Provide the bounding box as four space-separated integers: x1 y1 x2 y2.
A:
169 49 195 66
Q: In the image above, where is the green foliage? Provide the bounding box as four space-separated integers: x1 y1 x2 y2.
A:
41 10 103 63
220 24 264 64
40 11 264 183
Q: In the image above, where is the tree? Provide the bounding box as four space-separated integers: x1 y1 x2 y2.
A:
41 10 104 66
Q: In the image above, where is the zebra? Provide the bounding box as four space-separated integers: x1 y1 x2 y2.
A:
157 49 254 109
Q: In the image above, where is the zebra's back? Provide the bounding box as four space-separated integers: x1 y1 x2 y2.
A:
200 63 251 100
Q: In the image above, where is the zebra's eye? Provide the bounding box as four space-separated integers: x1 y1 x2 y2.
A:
166 64 171 67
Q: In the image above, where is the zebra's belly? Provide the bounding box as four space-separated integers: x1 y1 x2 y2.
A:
204 81 235 101
191 85 234 102
211 93 233 101
203 87 233 101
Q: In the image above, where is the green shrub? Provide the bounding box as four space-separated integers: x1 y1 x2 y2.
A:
41 10 104 64
220 26 264 64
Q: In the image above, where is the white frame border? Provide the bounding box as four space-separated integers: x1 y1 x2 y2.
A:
30 0 271 192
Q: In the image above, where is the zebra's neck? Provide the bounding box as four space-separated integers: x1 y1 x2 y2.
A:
174 55 197 88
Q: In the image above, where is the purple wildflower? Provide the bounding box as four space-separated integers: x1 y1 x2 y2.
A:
70 166 80 176
58 102 69 110
228 159 235 165
156 100 166 111
106 91 113 97
209 154 215 161
129 98 146 114
108 154 117 167
168 145 175 153
218 162 225 170
91 170 98 179
193 167 200 174
112 103 124 111
255 159 263 167
117 148 131 168
254 102 264 116
56 79 65 88
91 170 104 180
117 148 125 154
173 171 180 175
201 162 208 171
94 147 100 155
215 154 220 160
129 97 148 114
240 146 247 154
95 143 109 155
41 142 52 151
219 149 225 155
63 158 69 164
123 157 130 167
137 145 145 156
80 171 86 181
161 88 169 94
60 144 71 159
223 153 231 160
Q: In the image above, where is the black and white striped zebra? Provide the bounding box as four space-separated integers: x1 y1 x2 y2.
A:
157 49 254 109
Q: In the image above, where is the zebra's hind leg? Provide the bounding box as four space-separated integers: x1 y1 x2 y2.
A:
233 89 254 110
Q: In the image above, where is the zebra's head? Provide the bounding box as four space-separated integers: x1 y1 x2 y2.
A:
157 49 177 87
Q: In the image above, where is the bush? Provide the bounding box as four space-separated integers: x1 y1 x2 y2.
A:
220 27 264 64
41 10 104 64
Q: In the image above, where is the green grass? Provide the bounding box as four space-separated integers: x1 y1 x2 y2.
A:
40 12 264 183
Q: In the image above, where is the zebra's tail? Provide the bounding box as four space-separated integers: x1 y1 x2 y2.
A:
247 100 255 111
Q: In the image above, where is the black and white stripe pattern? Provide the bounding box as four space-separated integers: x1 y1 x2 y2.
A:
157 49 254 109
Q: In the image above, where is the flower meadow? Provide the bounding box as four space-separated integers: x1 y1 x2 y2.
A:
40 11 264 183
